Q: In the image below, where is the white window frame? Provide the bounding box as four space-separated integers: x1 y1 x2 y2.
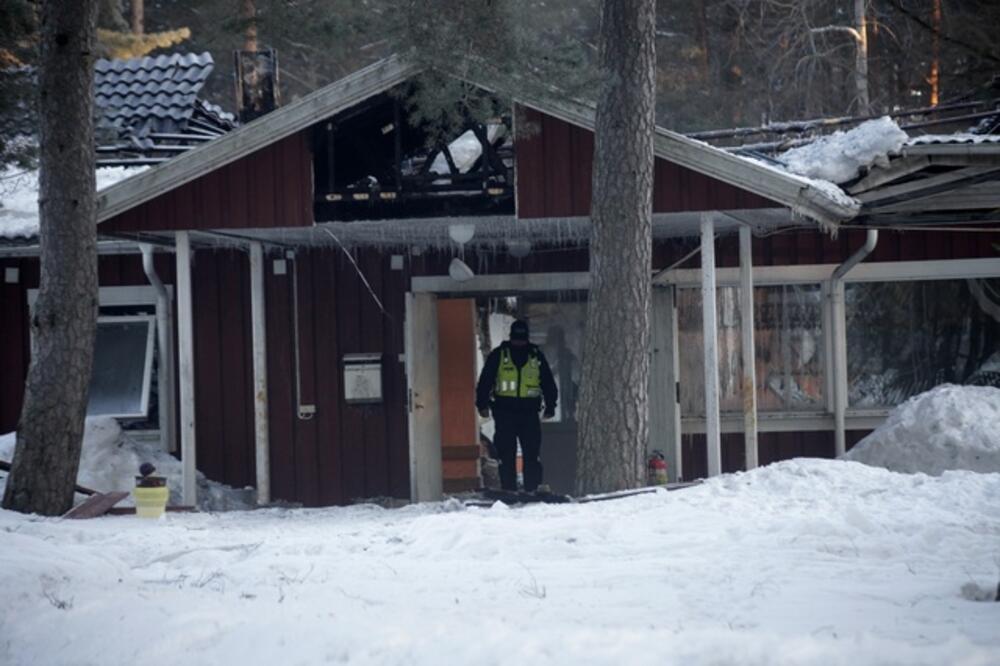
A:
27 285 171 421
89 314 157 419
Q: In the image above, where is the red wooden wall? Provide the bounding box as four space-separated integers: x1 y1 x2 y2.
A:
261 247 410 505
0 253 176 434
102 131 313 233
515 106 777 218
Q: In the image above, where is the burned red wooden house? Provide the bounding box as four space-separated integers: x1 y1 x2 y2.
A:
2 56 998 506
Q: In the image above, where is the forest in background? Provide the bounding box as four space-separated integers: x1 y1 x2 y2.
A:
1 0 998 169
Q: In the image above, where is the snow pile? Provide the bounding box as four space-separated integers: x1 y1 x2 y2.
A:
0 417 255 511
780 117 908 184
0 165 147 240
1 458 998 665
844 384 1000 475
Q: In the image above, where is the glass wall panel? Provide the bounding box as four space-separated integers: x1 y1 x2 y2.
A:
678 284 824 416
846 278 1000 407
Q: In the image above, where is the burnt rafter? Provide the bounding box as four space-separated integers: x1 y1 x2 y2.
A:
312 89 515 221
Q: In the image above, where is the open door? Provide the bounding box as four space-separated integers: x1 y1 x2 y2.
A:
405 292 443 502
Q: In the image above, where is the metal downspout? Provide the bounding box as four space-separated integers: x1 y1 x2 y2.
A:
831 229 878 457
140 243 177 454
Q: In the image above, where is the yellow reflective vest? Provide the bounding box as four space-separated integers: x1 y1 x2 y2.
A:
494 347 542 399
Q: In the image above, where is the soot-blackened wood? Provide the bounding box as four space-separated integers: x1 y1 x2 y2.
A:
575 0 657 494
3 0 100 515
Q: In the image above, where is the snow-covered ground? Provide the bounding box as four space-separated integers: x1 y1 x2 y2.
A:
0 418 255 511
1 457 998 665
2 387 999 665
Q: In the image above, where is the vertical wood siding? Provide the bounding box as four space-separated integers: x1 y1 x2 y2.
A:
101 131 313 233
262 247 410 506
515 106 777 218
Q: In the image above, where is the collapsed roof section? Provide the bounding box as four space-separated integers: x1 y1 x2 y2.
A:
95 55 861 233
95 52 237 167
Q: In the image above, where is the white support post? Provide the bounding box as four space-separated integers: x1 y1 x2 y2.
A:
405 292 443 502
249 242 271 505
700 212 722 477
175 231 197 506
738 226 759 470
650 288 673 473
668 287 682 481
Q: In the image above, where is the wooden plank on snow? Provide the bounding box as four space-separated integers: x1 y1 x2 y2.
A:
63 491 129 519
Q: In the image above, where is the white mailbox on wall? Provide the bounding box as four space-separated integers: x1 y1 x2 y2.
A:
343 353 383 404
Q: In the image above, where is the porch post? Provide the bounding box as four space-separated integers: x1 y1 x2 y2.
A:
831 280 849 457
738 225 759 470
700 212 722 477
249 242 271 505
175 231 197 506
405 292 443 502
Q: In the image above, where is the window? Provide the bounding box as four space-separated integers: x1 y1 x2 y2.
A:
677 284 825 416
86 316 156 419
846 278 1000 408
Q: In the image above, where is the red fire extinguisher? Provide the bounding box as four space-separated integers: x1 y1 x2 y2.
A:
647 450 668 486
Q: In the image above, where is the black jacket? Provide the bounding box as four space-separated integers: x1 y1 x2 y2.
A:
476 342 558 413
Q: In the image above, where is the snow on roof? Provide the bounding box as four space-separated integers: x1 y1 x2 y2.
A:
739 154 860 211
844 384 1000 475
0 165 147 241
776 116 908 184
906 133 1000 146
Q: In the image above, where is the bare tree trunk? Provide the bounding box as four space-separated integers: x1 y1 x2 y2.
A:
854 0 870 113
575 0 656 494
2 0 99 515
929 0 941 106
131 0 144 35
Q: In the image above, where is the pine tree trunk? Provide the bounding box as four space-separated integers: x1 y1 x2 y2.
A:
2 0 99 516
575 0 656 494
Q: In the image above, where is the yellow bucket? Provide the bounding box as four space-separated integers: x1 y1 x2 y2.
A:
133 486 169 519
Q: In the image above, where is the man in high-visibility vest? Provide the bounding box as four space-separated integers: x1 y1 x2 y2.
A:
476 319 558 492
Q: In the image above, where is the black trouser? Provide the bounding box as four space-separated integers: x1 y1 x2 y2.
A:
493 409 542 491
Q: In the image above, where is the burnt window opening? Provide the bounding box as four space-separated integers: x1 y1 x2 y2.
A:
312 89 515 221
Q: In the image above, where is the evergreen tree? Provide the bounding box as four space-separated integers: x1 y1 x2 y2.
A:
2 0 101 516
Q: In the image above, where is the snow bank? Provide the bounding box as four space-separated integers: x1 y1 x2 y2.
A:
844 384 1000 475
1 458 998 665
780 117 908 184
0 417 255 511
0 165 147 240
